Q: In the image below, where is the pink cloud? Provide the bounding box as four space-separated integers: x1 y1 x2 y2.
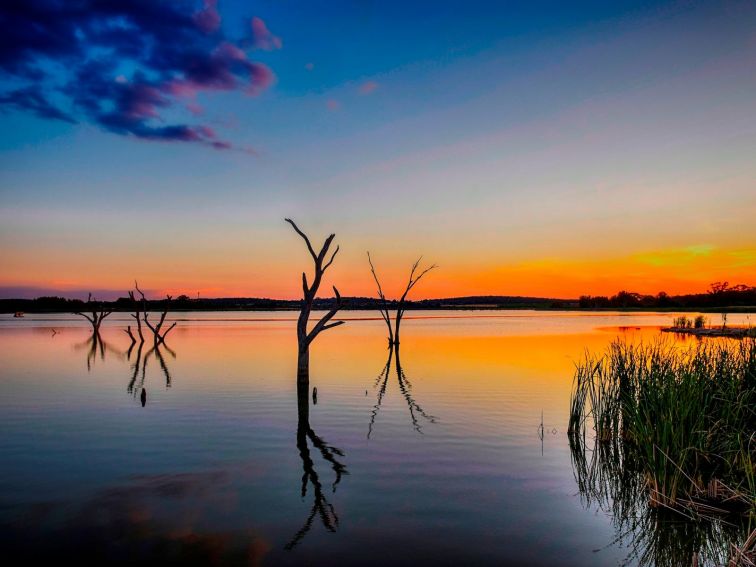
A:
186 100 203 115
359 81 378 95
246 64 274 95
304 62 315 71
215 42 247 61
165 44 273 99
250 17 282 50
194 0 221 33
326 99 341 111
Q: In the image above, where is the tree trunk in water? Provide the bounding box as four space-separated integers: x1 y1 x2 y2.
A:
297 378 310 425
297 348 310 384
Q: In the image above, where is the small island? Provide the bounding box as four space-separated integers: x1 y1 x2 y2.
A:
662 315 756 338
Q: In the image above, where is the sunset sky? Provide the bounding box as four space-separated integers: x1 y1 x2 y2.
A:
1 0 754 300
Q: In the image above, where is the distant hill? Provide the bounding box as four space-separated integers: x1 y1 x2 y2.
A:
1 285 753 313
0 294 570 313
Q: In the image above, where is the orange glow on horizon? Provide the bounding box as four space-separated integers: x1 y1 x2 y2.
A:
1 243 753 300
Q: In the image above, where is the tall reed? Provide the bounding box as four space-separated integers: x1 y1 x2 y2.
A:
569 338 755 512
569 338 756 565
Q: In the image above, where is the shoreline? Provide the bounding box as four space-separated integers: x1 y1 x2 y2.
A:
661 326 756 338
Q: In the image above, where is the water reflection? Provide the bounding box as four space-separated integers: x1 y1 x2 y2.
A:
73 332 125 370
73 330 176 405
368 346 437 438
569 432 751 566
285 380 348 550
126 342 175 404
8 312 755 564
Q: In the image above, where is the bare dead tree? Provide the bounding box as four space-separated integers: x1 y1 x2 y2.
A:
366 255 436 347
394 257 436 347
124 287 145 345
134 282 177 346
285 218 345 381
74 293 113 335
367 252 393 347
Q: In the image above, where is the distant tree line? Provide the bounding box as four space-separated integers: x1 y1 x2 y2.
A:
578 282 756 309
2 282 753 313
0 294 564 313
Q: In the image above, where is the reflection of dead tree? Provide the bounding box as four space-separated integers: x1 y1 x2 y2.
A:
126 340 145 394
366 254 436 347
126 341 175 395
74 293 113 335
367 346 436 438
134 282 177 346
394 347 436 434
367 347 393 439
285 382 348 550
285 218 344 381
146 344 174 388
74 333 124 371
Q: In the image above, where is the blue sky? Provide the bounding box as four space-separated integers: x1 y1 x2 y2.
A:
1 1 754 298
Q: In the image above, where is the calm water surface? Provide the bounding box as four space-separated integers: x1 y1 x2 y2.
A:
0 310 750 565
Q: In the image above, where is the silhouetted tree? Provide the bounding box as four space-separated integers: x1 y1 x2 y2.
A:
285 218 344 381
368 255 436 347
124 286 145 345
135 282 177 346
73 293 112 335
709 281 730 295
656 291 671 307
611 290 642 308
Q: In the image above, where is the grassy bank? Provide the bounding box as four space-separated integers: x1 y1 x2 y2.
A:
568 338 755 564
569 338 755 513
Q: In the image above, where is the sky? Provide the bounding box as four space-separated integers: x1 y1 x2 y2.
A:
0 0 754 300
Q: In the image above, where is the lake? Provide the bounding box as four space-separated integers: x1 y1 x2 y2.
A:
0 310 750 565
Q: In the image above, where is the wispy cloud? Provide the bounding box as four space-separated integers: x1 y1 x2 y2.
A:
326 99 341 111
634 244 715 267
250 17 282 50
358 81 379 95
0 0 277 151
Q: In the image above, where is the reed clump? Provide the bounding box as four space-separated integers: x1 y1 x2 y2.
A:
673 316 694 329
569 338 756 516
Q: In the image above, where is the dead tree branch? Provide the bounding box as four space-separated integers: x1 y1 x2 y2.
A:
394 257 436 346
134 282 177 346
367 252 394 347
